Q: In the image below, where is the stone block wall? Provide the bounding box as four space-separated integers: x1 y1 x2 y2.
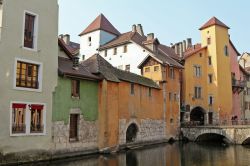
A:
119 119 166 144
52 114 98 153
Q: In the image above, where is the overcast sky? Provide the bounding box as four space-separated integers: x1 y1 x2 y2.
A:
58 0 250 53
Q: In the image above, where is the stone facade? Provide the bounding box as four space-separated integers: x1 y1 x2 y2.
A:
118 119 166 145
52 114 98 153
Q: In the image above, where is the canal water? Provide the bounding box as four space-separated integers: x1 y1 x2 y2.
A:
23 143 250 166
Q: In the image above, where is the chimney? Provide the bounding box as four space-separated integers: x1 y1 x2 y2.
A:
179 42 183 58
61 34 70 45
72 56 80 70
187 38 192 48
136 24 144 36
147 33 154 41
182 40 186 52
174 44 178 54
132 24 136 32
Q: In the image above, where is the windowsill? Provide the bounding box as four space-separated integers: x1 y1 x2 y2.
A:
10 132 46 137
13 86 42 93
71 96 80 100
22 46 38 52
69 138 79 143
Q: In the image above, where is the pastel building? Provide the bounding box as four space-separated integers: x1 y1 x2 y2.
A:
0 0 58 155
182 17 234 125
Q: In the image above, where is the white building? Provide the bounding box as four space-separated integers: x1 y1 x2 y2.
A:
0 0 58 155
79 14 181 75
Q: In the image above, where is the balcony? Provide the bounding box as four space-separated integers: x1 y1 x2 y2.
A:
232 79 246 94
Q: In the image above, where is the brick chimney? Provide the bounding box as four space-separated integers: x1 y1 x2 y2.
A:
132 24 136 32
147 33 154 41
187 38 192 48
136 24 144 36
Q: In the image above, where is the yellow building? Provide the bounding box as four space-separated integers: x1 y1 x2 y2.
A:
183 17 233 125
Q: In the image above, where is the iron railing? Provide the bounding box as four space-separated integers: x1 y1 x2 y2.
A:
181 120 250 127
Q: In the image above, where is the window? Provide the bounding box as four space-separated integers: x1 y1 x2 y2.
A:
208 74 213 84
123 45 127 53
194 65 202 77
207 37 211 45
208 56 212 65
170 118 174 124
154 66 159 72
145 67 150 72
24 12 37 49
208 96 213 105
169 67 175 79
88 36 91 46
69 114 79 142
130 83 135 95
169 92 172 101
174 93 177 101
16 61 39 89
104 50 107 57
224 45 228 56
125 65 130 72
11 103 45 135
194 87 202 99
149 88 152 97
71 79 80 98
113 48 117 55
12 103 26 134
30 104 44 133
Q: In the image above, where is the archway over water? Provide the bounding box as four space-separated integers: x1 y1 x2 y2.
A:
190 107 206 125
195 133 231 144
126 123 138 143
242 137 250 145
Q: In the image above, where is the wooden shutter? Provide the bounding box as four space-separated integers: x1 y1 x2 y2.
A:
24 14 35 48
69 114 78 140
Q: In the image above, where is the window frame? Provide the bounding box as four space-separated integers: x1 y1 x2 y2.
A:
194 86 202 99
125 64 130 72
208 74 213 84
130 83 135 95
71 79 80 99
22 10 39 51
169 67 175 79
13 58 43 92
208 56 212 66
145 67 150 72
224 45 229 56
123 45 127 53
113 47 117 55
10 101 46 137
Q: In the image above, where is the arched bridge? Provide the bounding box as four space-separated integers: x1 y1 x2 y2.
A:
181 126 250 144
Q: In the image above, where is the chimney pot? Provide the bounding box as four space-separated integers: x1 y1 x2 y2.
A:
147 33 154 41
62 34 70 45
187 38 192 48
132 24 136 32
136 24 144 36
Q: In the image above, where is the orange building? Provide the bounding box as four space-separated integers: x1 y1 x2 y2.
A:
138 43 184 138
81 54 166 150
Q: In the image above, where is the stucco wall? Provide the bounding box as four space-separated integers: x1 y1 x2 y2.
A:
53 77 99 124
0 0 58 153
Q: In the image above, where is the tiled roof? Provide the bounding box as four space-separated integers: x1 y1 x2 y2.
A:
199 17 230 30
58 57 100 80
81 54 160 89
99 31 182 68
58 38 80 58
184 44 207 59
79 14 120 36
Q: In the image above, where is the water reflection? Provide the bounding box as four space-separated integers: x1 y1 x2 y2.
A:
22 143 250 166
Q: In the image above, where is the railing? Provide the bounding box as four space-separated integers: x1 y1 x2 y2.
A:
12 124 26 133
30 124 44 133
181 120 250 127
232 79 246 88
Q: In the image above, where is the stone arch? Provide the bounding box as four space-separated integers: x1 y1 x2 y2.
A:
126 123 139 143
194 130 233 144
242 137 250 145
190 106 206 125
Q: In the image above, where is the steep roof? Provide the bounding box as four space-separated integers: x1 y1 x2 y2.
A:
81 54 160 89
58 38 80 59
79 14 120 36
99 31 182 68
199 17 230 30
229 39 240 56
58 57 100 81
184 44 207 59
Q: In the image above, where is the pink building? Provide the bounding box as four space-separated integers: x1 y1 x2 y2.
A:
229 40 244 120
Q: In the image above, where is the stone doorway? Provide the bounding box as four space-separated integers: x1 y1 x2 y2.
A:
126 123 138 143
190 107 206 125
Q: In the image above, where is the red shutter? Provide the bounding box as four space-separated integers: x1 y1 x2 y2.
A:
31 104 44 110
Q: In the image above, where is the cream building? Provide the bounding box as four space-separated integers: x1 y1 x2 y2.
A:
0 0 58 154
